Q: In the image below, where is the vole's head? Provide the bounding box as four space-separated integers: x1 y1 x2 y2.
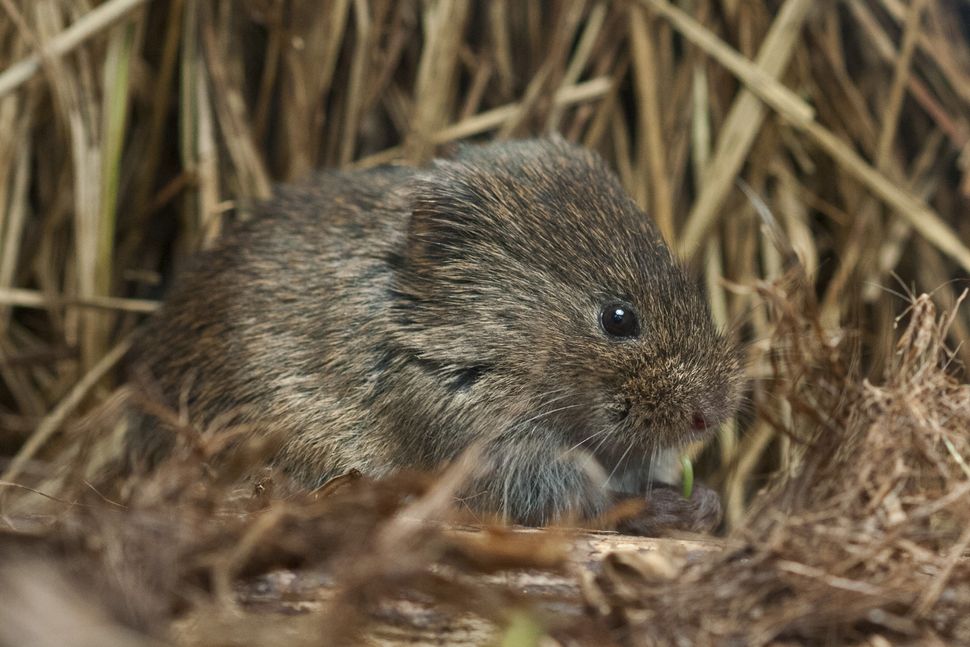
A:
389 138 743 460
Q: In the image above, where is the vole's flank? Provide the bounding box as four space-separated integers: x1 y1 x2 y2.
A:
129 138 743 529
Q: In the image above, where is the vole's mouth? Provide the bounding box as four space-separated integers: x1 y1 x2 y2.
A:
612 406 723 451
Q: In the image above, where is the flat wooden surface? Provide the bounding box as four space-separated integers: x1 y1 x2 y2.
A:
177 528 724 646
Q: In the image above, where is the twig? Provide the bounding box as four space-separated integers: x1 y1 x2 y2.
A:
641 0 970 274
0 334 134 489
352 77 613 168
0 0 150 99
0 287 159 313
675 0 815 255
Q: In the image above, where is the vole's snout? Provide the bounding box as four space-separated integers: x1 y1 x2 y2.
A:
689 377 741 434
618 350 741 445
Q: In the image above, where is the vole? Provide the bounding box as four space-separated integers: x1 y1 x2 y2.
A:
128 137 743 532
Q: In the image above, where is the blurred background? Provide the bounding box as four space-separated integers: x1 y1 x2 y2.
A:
1 0 969 525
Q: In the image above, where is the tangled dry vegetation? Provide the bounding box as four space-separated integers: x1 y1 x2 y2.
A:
1 0 969 645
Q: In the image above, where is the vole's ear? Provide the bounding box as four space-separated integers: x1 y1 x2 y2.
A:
402 163 483 268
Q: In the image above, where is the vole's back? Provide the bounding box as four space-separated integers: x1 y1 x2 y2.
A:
129 166 413 474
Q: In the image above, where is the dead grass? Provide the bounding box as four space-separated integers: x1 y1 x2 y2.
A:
587 275 970 646
0 0 969 645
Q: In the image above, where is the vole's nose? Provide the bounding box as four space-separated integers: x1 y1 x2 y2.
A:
690 412 709 431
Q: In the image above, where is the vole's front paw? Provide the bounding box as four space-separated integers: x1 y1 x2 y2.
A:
613 483 722 537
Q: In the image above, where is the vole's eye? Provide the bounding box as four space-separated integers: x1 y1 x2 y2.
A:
600 303 639 338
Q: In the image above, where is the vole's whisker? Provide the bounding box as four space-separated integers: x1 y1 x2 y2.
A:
646 446 659 490
589 427 616 459
604 439 635 488
527 389 572 410
634 446 649 487
518 402 585 426
565 428 610 454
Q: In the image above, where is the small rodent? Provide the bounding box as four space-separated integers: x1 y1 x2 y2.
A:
129 137 743 530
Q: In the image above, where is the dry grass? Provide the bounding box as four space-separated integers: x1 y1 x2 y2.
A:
0 0 969 645
587 275 970 646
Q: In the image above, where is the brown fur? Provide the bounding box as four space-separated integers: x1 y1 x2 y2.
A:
128 138 744 527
